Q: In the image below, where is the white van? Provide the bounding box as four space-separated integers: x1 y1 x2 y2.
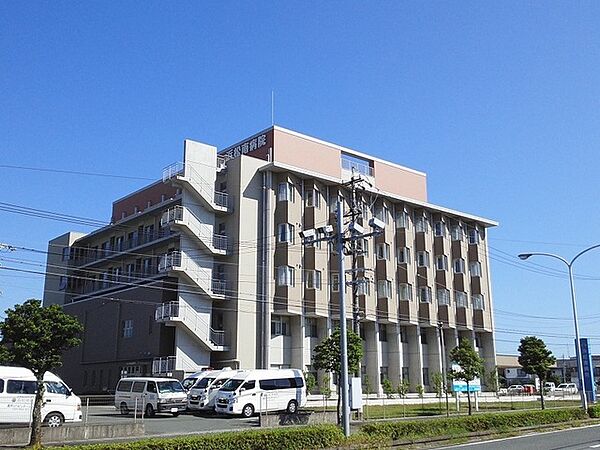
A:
187 368 239 412
0 366 82 427
214 369 306 418
181 370 212 391
114 377 187 417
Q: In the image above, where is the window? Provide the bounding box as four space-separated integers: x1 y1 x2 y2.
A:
271 315 290 336
434 221 445 237
472 294 485 310
378 324 387 342
122 319 133 338
356 278 370 296
418 286 432 303
469 261 482 277
116 380 133 392
61 247 70 261
397 247 411 265
305 188 320 208
142 258 152 274
377 279 392 298
417 251 430 268
375 205 390 225
277 266 295 287
398 283 413 301
396 208 409 229
356 238 369 257
331 272 340 292
423 368 430 386
277 223 295 244
376 243 390 260
455 291 468 308
305 318 318 338
420 329 428 344
59 276 67 291
132 381 145 393
305 270 322 290
450 224 463 241
402 367 409 381
436 255 448 271
437 288 450 305
379 366 389 384
146 381 157 393
468 227 480 245
400 327 409 343
277 182 294 202
7 380 37 394
415 214 428 233
454 258 465 274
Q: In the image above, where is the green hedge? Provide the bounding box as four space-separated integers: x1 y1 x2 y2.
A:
46 424 345 450
360 407 588 441
589 405 600 418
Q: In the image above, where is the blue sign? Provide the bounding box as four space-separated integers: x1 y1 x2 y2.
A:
451 364 481 393
576 338 597 403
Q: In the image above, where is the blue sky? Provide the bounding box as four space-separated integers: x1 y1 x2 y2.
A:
1 1 600 357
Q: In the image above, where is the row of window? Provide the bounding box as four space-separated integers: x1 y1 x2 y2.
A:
277 182 321 209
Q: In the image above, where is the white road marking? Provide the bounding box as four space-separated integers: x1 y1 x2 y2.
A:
589 444 600 448
436 423 600 448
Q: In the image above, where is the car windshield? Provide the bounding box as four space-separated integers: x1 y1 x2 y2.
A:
182 378 197 390
194 377 215 389
557 384 567 388
220 379 244 392
157 381 185 394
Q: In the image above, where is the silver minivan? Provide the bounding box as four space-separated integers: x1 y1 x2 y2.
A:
114 377 187 417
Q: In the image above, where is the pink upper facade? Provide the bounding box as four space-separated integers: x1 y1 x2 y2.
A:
220 126 428 202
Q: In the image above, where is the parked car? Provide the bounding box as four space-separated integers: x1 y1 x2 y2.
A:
523 384 536 395
555 383 578 394
187 368 240 412
544 382 556 393
182 369 212 391
114 377 187 417
214 369 306 418
506 384 524 395
0 365 82 427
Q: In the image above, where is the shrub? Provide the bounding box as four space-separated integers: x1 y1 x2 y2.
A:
360 408 588 442
589 404 600 418
46 424 345 450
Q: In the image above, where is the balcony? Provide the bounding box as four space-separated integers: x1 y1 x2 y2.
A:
162 162 231 213
155 301 228 351
158 251 227 299
72 229 174 267
152 356 176 375
160 206 228 255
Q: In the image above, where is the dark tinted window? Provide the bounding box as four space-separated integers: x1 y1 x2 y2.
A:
7 380 37 394
116 380 133 392
146 382 157 393
241 380 255 390
45 381 69 395
275 378 292 389
0 379 3 393
259 379 277 390
132 381 146 393
294 377 304 388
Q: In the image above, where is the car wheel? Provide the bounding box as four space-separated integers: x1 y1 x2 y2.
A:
241 404 254 418
172 412 180 417
145 404 155 418
45 412 64 427
120 403 129 415
286 400 298 414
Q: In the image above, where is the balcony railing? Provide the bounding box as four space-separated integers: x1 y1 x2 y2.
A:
70 267 160 296
341 156 374 177
72 229 173 266
162 162 230 210
161 206 228 253
152 356 176 375
158 251 227 297
155 301 227 349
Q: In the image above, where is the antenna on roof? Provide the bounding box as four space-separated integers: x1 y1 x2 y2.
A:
271 90 275 126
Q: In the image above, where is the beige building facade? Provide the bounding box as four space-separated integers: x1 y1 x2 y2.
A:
43 126 497 395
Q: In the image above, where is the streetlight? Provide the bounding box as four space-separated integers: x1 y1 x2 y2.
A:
517 243 600 411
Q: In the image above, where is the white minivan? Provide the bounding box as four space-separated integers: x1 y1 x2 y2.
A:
114 377 187 417
214 369 306 418
0 366 82 427
187 368 239 412
181 369 212 391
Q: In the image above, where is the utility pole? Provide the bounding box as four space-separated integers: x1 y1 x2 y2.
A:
438 321 449 417
299 197 385 438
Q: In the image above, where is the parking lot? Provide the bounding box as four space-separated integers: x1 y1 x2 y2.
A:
80 405 258 436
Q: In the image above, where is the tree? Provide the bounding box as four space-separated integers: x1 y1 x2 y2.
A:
431 371 444 414
319 373 332 412
415 384 425 413
312 328 363 422
382 378 394 398
448 338 484 416
396 378 410 418
0 299 83 446
304 371 317 395
518 336 556 410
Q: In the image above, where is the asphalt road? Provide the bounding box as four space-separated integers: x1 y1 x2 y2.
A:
81 405 257 436
438 424 600 450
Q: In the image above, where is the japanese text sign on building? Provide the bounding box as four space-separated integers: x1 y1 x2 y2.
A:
221 134 267 160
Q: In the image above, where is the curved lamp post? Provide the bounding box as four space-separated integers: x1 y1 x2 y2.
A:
518 244 600 411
